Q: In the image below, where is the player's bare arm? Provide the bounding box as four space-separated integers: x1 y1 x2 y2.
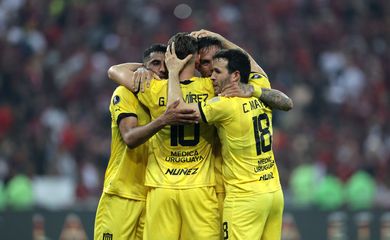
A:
108 63 156 93
165 43 202 120
191 29 267 77
108 63 142 91
221 83 293 111
259 88 293 111
119 99 198 149
191 30 290 110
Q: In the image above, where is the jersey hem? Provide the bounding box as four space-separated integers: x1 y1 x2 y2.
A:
145 183 216 189
103 189 146 201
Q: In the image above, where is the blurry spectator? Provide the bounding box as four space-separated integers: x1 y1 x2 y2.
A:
345 171 376 210
5 174 34 210
59 213 88 240
289 164 318 207
325 55 366 105
314 175 344 211
32 213 47 240
281 213 301 240
0 105 13 138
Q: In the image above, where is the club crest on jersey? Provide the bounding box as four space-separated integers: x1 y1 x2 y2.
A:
209 96 221 103
113 95 120 105
251 74 262 79
103 232 113 240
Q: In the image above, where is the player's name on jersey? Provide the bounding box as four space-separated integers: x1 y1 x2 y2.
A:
184 92 209 103
243 99 267 113
158 93 209 106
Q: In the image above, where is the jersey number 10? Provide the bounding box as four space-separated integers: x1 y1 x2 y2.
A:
252 113 272 155
170 124 200 146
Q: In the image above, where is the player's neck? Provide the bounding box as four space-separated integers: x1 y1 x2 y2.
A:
179 63 196 82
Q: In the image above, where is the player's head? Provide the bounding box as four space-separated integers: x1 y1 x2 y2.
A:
167 32 198 64
143 43 168 79
211 49 250 94
196 37 222 77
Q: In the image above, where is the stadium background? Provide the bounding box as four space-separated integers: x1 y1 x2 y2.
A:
0 0 389 239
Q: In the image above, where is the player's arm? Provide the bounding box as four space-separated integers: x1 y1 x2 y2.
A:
119 100 198 149
221 78 293 111
108 63 143 91
254 87 293 111
165 43 202 120
192 30 292 110
192 29 267 77
108 63 155 92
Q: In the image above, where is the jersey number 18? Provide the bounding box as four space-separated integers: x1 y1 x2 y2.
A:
252 113 272 155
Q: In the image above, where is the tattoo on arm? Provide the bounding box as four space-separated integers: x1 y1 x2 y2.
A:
260 88 293 111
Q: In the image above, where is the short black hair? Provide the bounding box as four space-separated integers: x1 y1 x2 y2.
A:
213 49 251 84
197 37 222 52
167 32 198 60
143 43 167 63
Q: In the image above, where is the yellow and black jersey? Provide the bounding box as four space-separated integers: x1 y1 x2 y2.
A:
249 72 271 89
200 95 281 196
137 77 217 188
103 86 150 200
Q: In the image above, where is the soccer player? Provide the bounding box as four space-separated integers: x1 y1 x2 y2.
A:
107 43 168 93
135 33 220 240
192 29 267 76
195 36 223 78
93 44 198 240
192 30 291 220
166 46 288 240
142 43 168 79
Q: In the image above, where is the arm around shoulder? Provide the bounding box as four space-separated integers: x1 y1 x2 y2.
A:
107 63 144 92
257 87 293 111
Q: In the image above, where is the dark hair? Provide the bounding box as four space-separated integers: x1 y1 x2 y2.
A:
213 49 251 84
167 32 198 60
197 37 222 52
143 43 167 63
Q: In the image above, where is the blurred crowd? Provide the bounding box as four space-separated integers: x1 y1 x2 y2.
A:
0 0 389 210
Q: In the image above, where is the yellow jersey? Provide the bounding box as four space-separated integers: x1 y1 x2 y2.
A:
200 96 281 196
249 72 271 89
213 137 224 193
137 77 217 188
103 86 150 200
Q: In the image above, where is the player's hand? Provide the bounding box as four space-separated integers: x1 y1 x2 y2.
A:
165 42 192 74
190 29 223 41
220 83 252 98
162 99 199 125
140 69 154 92
132 67 154 92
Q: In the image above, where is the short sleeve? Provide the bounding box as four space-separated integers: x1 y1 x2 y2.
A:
110 86 138 126
249 72 271 89
199 97 232 125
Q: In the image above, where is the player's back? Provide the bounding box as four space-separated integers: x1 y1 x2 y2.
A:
138 77 217 188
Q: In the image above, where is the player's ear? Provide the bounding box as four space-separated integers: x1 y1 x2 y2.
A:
194 53 200 65
231 71 240 83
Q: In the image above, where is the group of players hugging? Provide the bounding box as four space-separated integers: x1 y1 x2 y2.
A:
94 29 293 240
